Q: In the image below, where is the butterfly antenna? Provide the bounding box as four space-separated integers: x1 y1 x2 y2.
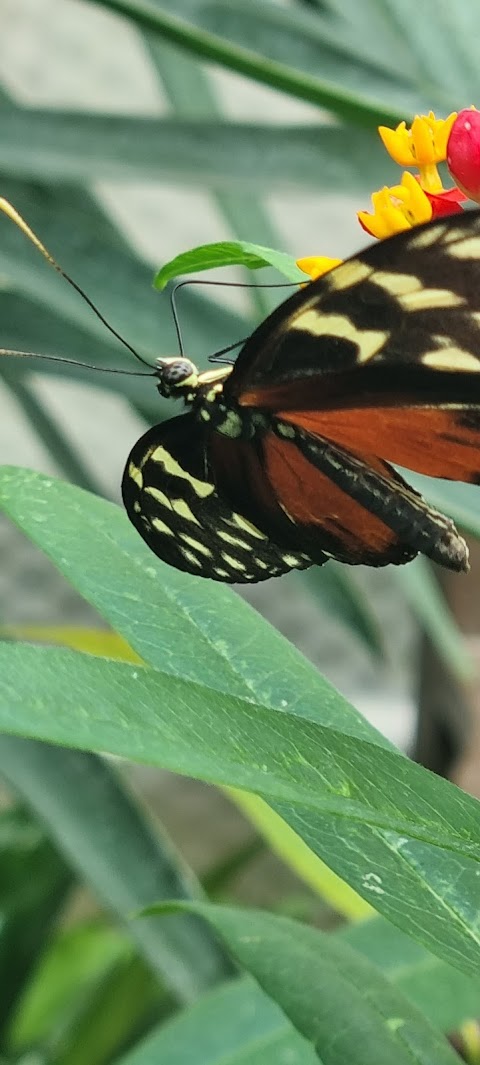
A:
0 347 155 377
0 197 153 370
169 277 300 358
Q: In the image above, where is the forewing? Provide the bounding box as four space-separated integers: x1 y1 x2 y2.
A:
227 210 480 393
225 211 480 483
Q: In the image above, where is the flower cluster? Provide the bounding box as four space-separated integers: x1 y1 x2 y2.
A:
298 107 480 281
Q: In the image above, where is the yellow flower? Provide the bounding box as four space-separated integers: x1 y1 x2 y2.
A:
379 111 457 194
379 111 457 167
296 255 342 281
357 171 432 239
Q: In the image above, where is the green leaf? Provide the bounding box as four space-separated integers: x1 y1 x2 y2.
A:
0 738 231 1000
0 466 392 713
155 240 304 289
1 637 480 978
117 975 317 1065
150 902 459 1065
342 915 480 1033
0 111 395 192
2 469 480 979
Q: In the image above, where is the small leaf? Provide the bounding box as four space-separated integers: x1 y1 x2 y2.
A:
155 240 304 289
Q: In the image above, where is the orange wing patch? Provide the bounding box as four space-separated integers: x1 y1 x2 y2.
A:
262 432 414 565
279 406 480 483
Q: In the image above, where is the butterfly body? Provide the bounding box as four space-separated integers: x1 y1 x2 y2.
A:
122 211 480 582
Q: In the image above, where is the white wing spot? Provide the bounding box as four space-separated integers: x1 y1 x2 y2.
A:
276 422 296 439
151 516 174 536
179 533 213 557
128 461 143 489
180 547 203 568
171 498 201 525
145 485 173 510
325 258 373 291
407 223 445 249
229 512 267 540
441 226 468 245
372 270 422 296
446 236 480 259
218 529 250 550
422 348 480 371
149 445 214 498
398 288 464 311
288 311 388 363
221 552 246 572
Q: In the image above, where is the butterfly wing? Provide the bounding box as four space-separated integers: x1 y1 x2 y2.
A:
225 211 480 483
208 423 468 571
121 413 314 582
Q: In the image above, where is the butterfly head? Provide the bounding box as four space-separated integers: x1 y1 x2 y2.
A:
153 357 233 405
154 357 200 399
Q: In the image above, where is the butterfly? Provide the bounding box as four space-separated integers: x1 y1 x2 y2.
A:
121 210 480 583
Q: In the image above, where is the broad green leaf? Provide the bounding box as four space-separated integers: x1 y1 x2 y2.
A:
151 903 459 1065
0 467 389 723
1 637 480 977
342 916 480 1033
0 738 231 999
0 806 72 1036
0 111 396 192
2 469 480 978
155 241 304 289
1 625 369 917
117 975 317 1065
87 0 417 125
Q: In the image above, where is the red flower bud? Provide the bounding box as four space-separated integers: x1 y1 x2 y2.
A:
447 108 480 203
